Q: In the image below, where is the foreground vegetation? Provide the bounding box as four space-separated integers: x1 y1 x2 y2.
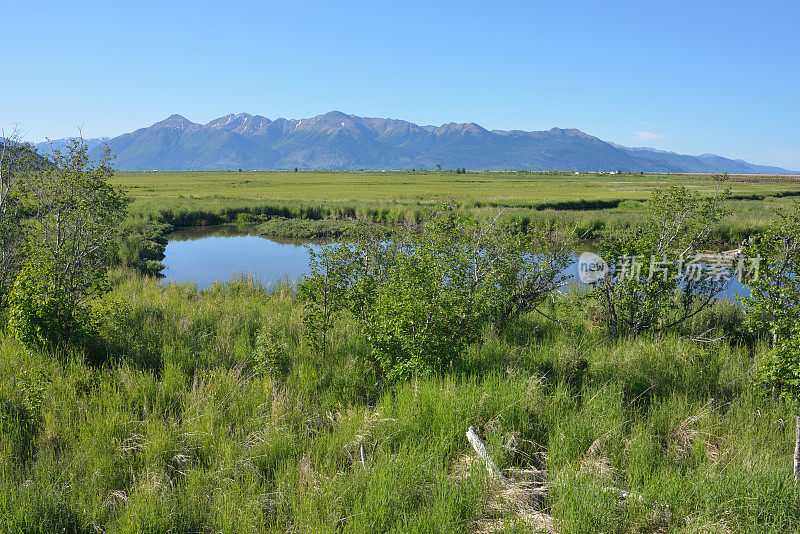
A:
1 272 798 532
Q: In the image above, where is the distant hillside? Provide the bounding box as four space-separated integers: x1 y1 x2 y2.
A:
609 144 795 175
34 137 110 157
42 112 796 173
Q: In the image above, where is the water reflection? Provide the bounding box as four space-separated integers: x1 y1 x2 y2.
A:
163 225 322 288
163 225 750 299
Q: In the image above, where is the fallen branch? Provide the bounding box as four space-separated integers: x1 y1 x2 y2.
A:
685 327 724 344
466 426 502 478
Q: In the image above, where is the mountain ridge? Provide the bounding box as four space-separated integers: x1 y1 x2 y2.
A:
34 112 798 174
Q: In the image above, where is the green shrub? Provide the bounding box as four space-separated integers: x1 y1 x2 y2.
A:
299 207 573 383
363 244 481 382
593 186 730 337
254 318 290 378
5 139 127 350
7 262 86 348
742 202 800 399
755 334 800 401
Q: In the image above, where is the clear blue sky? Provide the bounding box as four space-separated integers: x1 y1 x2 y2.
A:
2 0 798 168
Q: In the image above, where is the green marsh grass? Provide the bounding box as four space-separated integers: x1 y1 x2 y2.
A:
112 170 800 244
1 270 799 532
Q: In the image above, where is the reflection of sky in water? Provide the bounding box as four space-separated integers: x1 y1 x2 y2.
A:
163 231 750 301
163 235 321 288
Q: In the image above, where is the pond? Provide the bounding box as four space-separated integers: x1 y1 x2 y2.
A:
162 225 750 299
163 226 322 288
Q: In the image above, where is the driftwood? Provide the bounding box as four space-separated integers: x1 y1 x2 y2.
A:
465 427 554 532
466 426 670 525
466 426 502 478
794 416 800 485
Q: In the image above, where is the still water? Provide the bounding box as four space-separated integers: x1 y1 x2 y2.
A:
163 226 322 287
162 225 750 299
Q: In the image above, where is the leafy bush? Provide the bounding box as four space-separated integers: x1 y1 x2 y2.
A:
742 202 800 342
592 186 730 337
7 261 86 347
253 317 290 378
361 232 483 381
755 335 800 400
299 207 573 383
6 139 127 348
0 133 42 308
22 140 127 303
742 202 800 399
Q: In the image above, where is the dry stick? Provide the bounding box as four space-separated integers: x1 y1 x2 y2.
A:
466 426 502 479
794 416 800 485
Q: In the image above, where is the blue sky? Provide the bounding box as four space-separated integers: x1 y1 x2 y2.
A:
2 0 798 168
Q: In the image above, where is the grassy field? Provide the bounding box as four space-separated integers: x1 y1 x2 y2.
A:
112 170 800 209
1 272 798 532
111 170 800 243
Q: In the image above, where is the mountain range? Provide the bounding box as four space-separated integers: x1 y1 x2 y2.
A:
34 112 797 174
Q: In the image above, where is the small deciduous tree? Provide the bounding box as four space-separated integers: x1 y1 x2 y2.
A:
0 129 38 308
593 185 730 337
299 207 573 383
298 245 350 358
8 139 127 347
741 202 800 399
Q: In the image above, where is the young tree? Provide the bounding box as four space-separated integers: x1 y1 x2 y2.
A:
592 186 730 337
299 207 573 382
298 244 350 359
742 202 800 343
8 139 128 346
741 202 800 399
0 129 38 307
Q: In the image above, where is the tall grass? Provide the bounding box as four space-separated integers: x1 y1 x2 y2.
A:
0 270 798 532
